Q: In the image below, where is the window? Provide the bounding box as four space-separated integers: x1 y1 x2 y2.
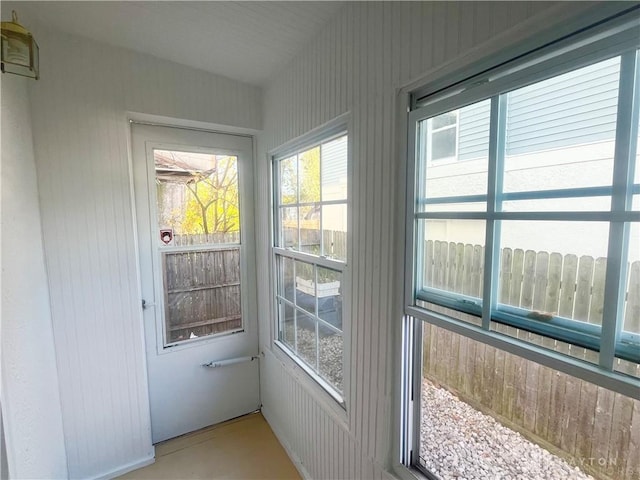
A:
403 10 639 480
272 127 348 401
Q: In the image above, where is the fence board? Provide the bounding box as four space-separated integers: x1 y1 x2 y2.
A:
625 400 640 480
472 341 486 401
559 254 578 318
560 373 581 456
590 386 615 477
499 248 513 304
462 244 474 296
574 255 595 321
456 332 468 392
512 352 527 427
589 257 607 325
492 346 506 414
534 365 552 439
548 370 568 447
471 245 483 297
625 261 640 334
464 334 477 398
609 394 635 479
448 328 460 388
576 380 598 462
454 243 465 295
533 251 549 311
447 242 457 292
425 240 433 288
523 358 539 433
545 253 562 315
520 250 537 309
510 249 525 307
439 241 448 289
481 345 495 408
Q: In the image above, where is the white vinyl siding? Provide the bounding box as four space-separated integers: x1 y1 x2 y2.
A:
458 101 491 161
506 56 620 155
455 57 620 160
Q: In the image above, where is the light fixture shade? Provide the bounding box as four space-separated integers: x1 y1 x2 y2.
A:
1 11 39 79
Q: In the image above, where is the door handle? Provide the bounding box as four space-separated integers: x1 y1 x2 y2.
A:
142 299 156 310
201 356 258 368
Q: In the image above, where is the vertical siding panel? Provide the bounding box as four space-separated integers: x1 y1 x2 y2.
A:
363 2 376 456
354 4 366 445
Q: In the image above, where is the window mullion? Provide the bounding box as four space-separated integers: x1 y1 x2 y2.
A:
600 50 639 370
482 95 507 329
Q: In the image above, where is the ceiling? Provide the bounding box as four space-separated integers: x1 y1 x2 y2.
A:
7 1 345 86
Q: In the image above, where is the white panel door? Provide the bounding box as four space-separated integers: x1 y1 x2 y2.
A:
131 124 259 443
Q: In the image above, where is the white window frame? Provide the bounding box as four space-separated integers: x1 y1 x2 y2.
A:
401 9 640 477
271 121 349 405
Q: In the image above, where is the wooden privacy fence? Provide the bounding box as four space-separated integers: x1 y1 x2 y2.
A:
422 240 640 480
423 240 640 333
283 227 347 261
163 233 242 343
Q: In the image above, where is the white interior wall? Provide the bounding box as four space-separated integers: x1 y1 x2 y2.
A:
255 2 623 478
17 18 262 479
1 74 68 479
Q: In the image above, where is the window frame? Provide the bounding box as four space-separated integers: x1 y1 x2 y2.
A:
404 10 640 404
271 121 349 405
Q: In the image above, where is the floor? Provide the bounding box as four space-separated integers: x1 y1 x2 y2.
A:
118 412 302 480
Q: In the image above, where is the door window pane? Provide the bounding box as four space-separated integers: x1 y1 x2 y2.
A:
155 149 240 246
163 249 242 344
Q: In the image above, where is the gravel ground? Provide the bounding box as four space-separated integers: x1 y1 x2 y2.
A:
420 380 593 480
284 323 343 392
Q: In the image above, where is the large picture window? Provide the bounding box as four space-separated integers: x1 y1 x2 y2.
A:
273 128 348 401
403 10 639 480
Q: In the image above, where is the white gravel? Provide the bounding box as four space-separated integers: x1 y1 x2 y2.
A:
420 380 593 480
284 324 343 393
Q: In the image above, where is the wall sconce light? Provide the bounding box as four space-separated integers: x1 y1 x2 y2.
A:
1 10 39 79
